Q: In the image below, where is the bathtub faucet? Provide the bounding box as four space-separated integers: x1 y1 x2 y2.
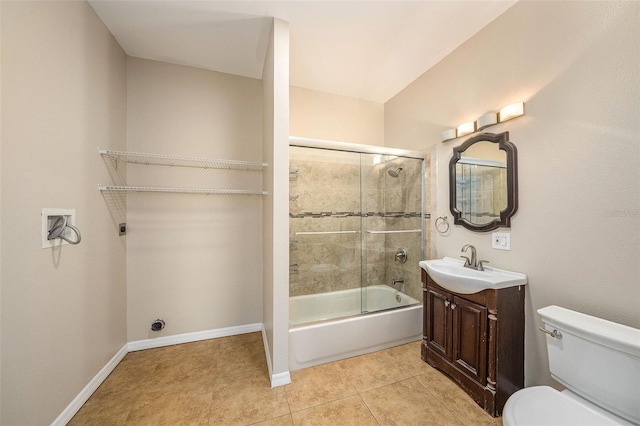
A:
392 278 405 291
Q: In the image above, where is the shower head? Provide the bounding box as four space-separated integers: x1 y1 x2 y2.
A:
388 166 403 178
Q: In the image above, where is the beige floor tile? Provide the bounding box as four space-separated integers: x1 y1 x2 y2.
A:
415 371 501 426
291 395 378 426
209 373 290 425
210 365 273 395
84 355 155 406
254 414 295 426
285 361 358 412
361 377 463 426
336 348 412 392
141 351 218 394
68 389 137 426
72 336 501 426
382 341 432 377
125 389 212 426
213 332 269 375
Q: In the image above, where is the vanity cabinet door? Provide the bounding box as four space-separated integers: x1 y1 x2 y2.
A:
422 271 524 417
452 296 488 385
425 286 452 360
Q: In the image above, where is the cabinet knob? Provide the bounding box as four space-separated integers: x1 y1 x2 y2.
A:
450 303 457 310
444 300 450 307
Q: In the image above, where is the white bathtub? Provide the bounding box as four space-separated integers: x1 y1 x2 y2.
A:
289 285 422 371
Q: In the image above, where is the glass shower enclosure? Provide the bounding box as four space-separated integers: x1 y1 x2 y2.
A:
289 144 424 326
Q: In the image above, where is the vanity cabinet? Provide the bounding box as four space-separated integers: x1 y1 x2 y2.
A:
421 268 524 417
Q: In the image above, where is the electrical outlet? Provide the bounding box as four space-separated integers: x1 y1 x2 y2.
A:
492 232 511 250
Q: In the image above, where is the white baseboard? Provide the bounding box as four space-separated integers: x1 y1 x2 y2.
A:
261 324 291 388
51 344 128 426
128 323 263 352
271 371 291 387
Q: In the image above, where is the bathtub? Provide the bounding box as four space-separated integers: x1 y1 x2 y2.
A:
289 285 422 371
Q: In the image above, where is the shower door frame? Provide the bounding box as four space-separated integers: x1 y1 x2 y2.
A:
289 136 425 321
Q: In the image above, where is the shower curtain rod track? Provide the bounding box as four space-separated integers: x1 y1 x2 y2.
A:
289 136 425 159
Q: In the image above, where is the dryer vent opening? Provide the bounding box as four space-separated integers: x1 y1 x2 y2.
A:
151 319 165 331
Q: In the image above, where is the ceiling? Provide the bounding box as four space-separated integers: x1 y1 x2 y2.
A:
88 1 516 103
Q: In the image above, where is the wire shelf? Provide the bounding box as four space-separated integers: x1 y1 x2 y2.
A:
98 185 267 196
99 148 267 171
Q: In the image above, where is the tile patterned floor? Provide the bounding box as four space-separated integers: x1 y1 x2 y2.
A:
70 332 503 425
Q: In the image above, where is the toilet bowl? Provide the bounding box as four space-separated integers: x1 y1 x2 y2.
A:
503 386 634 426
502 306 640 426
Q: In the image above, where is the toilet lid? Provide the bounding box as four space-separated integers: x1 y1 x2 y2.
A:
503 386 626 426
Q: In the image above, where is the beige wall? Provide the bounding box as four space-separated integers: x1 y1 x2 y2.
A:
126 58 264 342
262 18 291 382
1 1 127 424
290 86 384 145
385 1 640 387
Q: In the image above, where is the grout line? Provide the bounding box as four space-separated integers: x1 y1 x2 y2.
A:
359 395 381 426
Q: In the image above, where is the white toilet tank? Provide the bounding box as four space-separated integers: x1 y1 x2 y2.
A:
538 305 640 425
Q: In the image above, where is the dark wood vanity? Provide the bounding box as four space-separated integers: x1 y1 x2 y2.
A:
421 268 524 417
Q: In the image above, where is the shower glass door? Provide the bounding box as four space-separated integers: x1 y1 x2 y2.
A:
289 146 424 325
289 146 364 324
361 154 424 314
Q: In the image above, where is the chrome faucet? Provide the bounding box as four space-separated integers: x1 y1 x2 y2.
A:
461 244 477 269
392 278 405 291
460 244 489 271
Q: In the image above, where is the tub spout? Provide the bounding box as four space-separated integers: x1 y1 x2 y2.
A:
392 278 405 292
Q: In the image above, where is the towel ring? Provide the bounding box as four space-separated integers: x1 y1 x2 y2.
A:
435 216 450 234
48 216 81 245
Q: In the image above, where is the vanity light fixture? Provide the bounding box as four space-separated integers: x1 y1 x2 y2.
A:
441 128 457 142
456 121 476 138
476 112 498 130
441 101 525 143
499 102 525 122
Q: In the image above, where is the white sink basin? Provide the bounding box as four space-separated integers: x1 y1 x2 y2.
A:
419 257 527 294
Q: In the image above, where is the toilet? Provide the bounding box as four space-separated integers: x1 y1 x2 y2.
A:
503 305 640 426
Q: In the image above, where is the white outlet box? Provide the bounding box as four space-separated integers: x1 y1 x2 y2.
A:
492 232 511 250
42 208 76 248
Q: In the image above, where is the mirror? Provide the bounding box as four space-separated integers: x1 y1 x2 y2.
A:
449 132 518 232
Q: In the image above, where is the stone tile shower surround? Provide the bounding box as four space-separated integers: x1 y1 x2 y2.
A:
289 147 430 303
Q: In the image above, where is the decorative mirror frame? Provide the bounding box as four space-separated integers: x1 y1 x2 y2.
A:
449 131 518 232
